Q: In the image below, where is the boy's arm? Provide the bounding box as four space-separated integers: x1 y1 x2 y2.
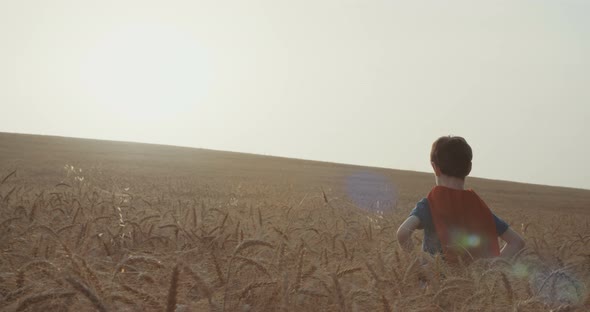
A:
499 227 525 258
397 216 420 252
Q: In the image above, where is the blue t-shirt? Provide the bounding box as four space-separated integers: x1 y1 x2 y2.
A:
409 198 509 255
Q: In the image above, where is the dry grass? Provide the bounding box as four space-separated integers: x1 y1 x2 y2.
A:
0 132 589 311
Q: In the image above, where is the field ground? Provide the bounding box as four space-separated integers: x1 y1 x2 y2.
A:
1 132 589 311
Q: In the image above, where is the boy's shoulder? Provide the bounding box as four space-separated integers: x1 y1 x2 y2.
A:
409 197 432 227
417 197 429 206
412 197 430 214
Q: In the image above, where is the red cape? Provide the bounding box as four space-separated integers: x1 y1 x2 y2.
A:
427 186 500 263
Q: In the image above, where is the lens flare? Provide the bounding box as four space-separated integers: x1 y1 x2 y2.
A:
465 234 481 247
531 269 587 306
511 262 531 278
448 229 482 249
507 261 587 306
345 171 397 213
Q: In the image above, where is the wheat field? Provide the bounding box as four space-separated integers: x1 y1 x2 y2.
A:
0 133 589 311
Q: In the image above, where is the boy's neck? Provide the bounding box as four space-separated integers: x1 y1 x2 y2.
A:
436 175 466 190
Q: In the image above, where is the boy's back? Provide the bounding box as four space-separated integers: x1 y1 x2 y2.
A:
427 186 500 262
396 136 525 262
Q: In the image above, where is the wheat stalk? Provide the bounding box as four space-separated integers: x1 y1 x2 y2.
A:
15 291 76 312
234 256 271 277
432 286 460 304
109 294 135 306
0 169 16 185
331 273 347 312
16 260 60 288
294 246 306 290
336 267 362 278
184 266 213 303
75 256 104 298
166 264 180 312
499 272 514 305
239 281 277 300
233 239 273 256
120 283 162 309
0 286 33 308
65 276 108 312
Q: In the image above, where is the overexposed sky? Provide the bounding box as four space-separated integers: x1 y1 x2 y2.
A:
1 0 589 189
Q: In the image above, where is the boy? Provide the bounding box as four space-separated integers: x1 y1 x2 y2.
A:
397 136 525 262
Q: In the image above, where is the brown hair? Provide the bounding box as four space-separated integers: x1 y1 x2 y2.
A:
430 136 473 179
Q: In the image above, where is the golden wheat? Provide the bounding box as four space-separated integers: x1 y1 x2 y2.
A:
0 143 589 312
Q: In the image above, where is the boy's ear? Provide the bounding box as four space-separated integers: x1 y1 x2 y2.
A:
431 162 442 177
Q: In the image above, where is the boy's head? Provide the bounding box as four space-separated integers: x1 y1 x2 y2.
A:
430 136 472 179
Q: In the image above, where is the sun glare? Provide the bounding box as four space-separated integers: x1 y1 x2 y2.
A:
81 23 211 121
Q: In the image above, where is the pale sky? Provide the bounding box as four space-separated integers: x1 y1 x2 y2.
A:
1 0 589 189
